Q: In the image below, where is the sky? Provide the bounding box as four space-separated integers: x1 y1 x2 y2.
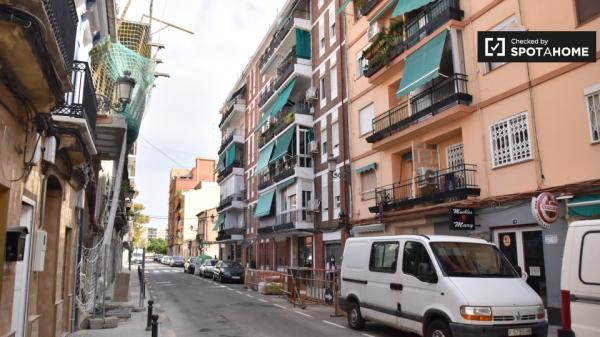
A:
120 0 286 227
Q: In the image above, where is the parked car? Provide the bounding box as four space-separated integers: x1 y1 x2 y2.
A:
184 257 197 274
340 235 547 337
154 254 163 262
161 255 171 265
213 261 244 283
199 259 218 278
559 219 600 337
131 251 143 264
170 256 184 267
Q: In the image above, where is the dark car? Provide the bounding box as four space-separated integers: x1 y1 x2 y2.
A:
213 261 244 283
170 256 184 267
184 257 197 274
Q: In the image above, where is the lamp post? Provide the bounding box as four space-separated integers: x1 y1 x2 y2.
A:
327 156 351 241
96 70 137 113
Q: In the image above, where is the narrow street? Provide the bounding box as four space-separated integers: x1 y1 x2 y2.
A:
145 261 415 337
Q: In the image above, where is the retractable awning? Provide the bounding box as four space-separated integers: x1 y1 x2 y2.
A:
226 143 236 167
213 213 225 231
337 0 352 14
370 0 397 23
269 126 295 164
392 0 434 17
396 30 448 97
568 194 600 218
356 163 377 174
256 142 275 173
255 190 276 218
277 178 297 190
257 77 298 128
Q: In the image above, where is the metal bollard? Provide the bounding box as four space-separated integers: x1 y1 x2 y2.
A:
151 314 159 337
146 300 154 330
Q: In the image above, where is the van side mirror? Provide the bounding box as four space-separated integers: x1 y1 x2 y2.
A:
417 262 438 283
514 265 522 277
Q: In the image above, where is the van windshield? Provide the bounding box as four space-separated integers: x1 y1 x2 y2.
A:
430 242 518 278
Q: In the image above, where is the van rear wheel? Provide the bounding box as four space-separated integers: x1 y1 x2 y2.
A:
347 301 365 330
426 320 452 337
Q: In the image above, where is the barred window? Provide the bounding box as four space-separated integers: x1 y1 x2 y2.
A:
446 143 464 169
587 92 600 143
490 112 532 167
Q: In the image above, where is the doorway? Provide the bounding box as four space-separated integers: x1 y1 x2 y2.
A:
11 200 35 337
494 227 547 304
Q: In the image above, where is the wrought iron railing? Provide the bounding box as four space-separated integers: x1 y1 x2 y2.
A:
43 0 78 71
217 193 245 211
258 102 311 148
218 129 244 155
52 61 98 137
371 164 479 212
405 0 463 48
358 0 380 16
259 9 310 71
274 49 297 90
217 227 245 241
217 160 243 183
259 83 276 107
258 155 312 189
258 209 314 234
367 73 471 143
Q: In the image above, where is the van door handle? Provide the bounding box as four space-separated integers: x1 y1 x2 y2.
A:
390 283 403 291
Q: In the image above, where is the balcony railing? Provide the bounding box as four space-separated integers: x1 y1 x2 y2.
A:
218 129 244 155
217 193 245 212
366 73 471 143
216 227 245 241
43 0 78 71
370 164 480 213
258 155 312 190
358 0 380 16
52 61 98 137
274 49 297 90
258 103 311 148
257 209 314 234
217 160 243 183
259 10 310 71
405 0 463 49
258 83 276 108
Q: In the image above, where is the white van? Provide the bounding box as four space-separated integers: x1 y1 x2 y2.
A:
340 235 547 337
559 220 600 337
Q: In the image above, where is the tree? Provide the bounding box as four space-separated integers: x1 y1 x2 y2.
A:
147 238 167 254
131 203 150 248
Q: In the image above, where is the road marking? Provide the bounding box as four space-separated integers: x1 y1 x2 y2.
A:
322 320 346 329
155 281 172 285
294 310 312 318
361 333 376 337
258 299 269 303
273 304 287 309
227 288 235 291
246 294 255 298
236 291 243 295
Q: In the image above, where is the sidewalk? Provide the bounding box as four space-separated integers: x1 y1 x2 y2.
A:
69 266 174 337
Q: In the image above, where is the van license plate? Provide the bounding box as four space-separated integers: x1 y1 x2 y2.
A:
508 328 532 336
232 276 240 279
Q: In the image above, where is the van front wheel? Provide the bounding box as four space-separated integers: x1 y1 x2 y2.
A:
347 302 365 330
426 320 452 337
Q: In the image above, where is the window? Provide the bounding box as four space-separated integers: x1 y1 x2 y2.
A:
369 242 399 273
333 177 340 219
332 122 339 157
318 0 323 8
484 16 520 73
575 0 600 24
318 19 325 56
359 103 374 135
355 51 365 78
320 76 327 106
329 7 336 45
330 67 338 99
360 170 377 200
446 143 464 169
586 91 600 142
489 112 532 167
580 232 600 284
288 194 297 210
402 241 434 277
321 177 329 222
321 128 328 163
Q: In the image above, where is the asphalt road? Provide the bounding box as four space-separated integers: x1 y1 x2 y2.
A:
144 261 415 337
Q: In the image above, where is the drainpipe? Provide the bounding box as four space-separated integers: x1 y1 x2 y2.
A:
72 206 84 332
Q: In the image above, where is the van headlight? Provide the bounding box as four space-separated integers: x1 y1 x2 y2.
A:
536 305 545 319
460 306 492 321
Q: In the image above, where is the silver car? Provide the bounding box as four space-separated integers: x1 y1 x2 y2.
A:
198 259 218 278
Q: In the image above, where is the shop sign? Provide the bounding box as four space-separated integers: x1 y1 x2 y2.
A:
531 192 559 229
449 208 475 230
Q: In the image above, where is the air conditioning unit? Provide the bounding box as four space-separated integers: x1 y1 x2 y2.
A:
308 140 319 154
305 87 318 101
309 199 321 212
368 22 379 40
416 167 438 188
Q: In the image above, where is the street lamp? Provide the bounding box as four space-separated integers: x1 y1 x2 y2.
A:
96 70 137 113
328 157 349 179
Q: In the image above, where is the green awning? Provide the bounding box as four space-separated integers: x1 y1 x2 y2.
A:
356 163 378 174
277 178 297 190
370 0 397 23
255 190 276 218
226 143 236 167
256 142 275 173
296 29 311 60
269 126 295 164
257 110 271 129
257 77 298 129
337 0 352 14
217 153 225 170
568 194 600 218
213 213 224 231
396 30 447 97
392 0 434 17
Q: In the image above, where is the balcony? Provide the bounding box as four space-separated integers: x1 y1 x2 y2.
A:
258 103 312 148
219 97 246 128
258 83 276 108
43 0 78 71
216 227 245 242
366 74 471 143
218 129 244 155
369 164 480 213
357 0 380 17
258 155 313 191
217 193 246 212
51 61 98 155
257 209 314 234
259 9 311 72
217 160 243 183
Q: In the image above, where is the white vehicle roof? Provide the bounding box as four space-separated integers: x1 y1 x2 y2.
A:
346 234 489 244
568 219 600 228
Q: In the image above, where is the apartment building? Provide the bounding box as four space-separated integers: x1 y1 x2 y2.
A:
344 0 600 324
196 208 219 259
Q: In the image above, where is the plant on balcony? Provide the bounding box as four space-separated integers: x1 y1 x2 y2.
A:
363 20 405 75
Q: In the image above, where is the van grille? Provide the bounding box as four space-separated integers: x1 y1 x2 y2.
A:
493 314 537 322
493 315 514 321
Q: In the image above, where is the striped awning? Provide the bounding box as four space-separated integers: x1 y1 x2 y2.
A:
356 163 377 174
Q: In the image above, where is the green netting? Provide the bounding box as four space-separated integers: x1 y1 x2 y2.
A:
90 38 156 145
